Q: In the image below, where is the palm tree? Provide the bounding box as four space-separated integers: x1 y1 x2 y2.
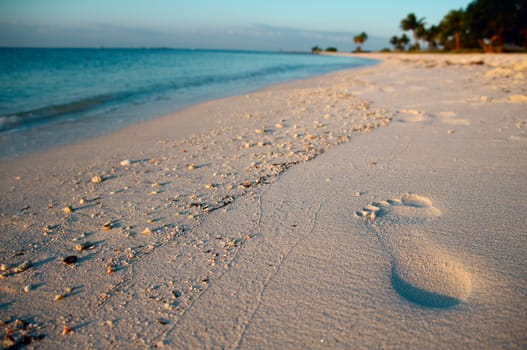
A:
400 13 426 50
311 46 322 54
389 36 399 50
440 9 465 50
423 25 440 50
400 34 410 50
389 34 410 51
353 32 368 52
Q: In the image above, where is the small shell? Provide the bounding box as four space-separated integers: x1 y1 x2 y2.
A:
13 260 31 274
91 175 103 183
13 319 28 329
120 159 132 166
102 222 113 230
75 241 93 251
125 249 135 260
157 318 169 325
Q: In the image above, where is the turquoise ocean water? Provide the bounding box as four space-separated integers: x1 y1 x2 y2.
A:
0 48 375 157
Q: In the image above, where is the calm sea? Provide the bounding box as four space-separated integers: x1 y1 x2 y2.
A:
0 48 375 158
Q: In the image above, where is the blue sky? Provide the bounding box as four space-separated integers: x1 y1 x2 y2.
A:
0 0 472 51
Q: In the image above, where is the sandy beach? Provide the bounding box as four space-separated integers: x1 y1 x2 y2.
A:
1 53 526 349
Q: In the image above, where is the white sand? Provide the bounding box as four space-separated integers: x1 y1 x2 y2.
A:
0 53 526 349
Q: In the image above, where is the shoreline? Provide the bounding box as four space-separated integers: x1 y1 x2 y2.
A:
1 53 526 349
0 49 376 161
0 60 384 170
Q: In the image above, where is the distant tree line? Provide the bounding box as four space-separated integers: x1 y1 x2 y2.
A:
311 31 369 54
389 0 526 52
311 46 339 53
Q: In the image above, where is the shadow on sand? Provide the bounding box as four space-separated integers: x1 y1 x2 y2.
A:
391 265 461 308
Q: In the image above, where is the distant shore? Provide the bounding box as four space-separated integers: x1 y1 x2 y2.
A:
0 53 526 349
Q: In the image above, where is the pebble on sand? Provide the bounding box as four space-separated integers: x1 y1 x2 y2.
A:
63 255 78 265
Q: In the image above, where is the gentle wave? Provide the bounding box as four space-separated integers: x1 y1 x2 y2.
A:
0 62 315 132
0 49 373 134
0 94 116 131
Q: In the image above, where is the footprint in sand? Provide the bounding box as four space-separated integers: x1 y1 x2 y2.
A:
396 109 427 123
356 194 471 308
435 111 470 126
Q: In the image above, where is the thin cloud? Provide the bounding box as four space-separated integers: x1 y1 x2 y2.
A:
0 21 388 51
223 24 386 50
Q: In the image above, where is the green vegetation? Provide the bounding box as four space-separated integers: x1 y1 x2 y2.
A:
311 46 322 54
311 45 338 53
389 34 410 51
311 0 524 54
440 9 464 50
353 32 368 52
310 32 367 54
400 13 426 50
392 0 526 53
